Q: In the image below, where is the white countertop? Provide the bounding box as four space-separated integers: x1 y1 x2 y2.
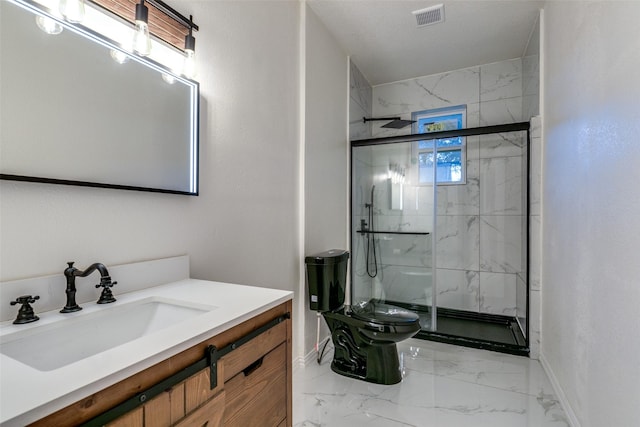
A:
0 279 292 426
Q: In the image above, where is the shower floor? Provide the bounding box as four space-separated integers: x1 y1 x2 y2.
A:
390 301 529 356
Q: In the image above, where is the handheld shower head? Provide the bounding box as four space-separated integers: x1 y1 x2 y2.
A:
365 184 378 278
365 185 376 209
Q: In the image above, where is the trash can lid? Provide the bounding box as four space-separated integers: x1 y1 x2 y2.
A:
305 249 349 265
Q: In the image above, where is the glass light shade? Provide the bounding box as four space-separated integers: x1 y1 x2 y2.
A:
59 0 85 23
182 49 196 79
132 21 151 56
35 15 63 35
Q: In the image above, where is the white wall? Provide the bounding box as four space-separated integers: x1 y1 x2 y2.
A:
1 0 302 349
303 4 348 357
542 2 640 426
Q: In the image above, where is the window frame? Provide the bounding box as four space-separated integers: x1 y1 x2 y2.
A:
411 105 467 186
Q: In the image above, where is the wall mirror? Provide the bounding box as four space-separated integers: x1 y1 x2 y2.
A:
0 0 199 195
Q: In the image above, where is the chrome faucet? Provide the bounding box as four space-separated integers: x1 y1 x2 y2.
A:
62 262 117 313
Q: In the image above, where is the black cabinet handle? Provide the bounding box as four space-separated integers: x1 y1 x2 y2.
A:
242 357 264 377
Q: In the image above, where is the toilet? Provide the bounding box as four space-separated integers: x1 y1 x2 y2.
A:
305 249 421 385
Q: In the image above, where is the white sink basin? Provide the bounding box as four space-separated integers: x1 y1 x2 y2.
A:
0 297 215 371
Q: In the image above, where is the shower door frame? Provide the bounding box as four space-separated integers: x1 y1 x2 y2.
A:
350 121 531 356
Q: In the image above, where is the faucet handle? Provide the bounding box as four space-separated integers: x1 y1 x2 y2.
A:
10 295 40 324
11 295 39 305
96 280 117 304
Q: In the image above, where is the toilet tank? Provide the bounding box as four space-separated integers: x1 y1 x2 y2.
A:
305 250 349 312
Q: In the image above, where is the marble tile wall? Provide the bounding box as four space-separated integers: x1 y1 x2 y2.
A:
349 60 372 141
527 116 542 359
372 67 480 139
522 12 540 122
522 54 540 121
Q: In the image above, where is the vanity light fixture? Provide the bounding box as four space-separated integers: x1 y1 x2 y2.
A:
182 15 196 78
58 0 85 23
30 0 199 70
132 0 151 56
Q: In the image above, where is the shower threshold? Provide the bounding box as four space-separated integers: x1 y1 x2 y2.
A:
389 301 529 356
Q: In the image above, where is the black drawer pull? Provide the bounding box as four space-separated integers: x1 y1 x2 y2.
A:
243 357 264 377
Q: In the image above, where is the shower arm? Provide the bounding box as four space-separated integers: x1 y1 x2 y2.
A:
363 117 401 123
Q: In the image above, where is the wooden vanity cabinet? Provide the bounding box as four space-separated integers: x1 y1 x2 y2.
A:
29 301 292 427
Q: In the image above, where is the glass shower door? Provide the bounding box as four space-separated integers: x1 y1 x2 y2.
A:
350 123 530 355
430 129 529 351
351 142 436 331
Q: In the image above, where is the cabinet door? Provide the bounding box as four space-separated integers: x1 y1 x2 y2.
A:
108 363 225 426
140 383 186 426
107 407 143 427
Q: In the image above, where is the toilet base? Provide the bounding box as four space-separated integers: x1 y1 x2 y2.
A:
325 315 403 385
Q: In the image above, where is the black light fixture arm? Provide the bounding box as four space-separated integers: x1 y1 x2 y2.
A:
184 15 196 51
145 0 198 31
135 0 148 24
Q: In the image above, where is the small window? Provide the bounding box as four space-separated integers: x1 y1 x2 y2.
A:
412 105 466 185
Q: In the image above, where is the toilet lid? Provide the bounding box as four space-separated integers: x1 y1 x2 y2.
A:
350 301 420 325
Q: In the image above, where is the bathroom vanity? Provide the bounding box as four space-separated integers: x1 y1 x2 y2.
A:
0 256 293 426
32 301 291 426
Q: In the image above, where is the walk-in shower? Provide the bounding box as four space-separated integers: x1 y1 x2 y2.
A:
351 122 530 355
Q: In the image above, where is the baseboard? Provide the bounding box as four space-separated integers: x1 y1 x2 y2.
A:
539 352 581 427
293 336 332 373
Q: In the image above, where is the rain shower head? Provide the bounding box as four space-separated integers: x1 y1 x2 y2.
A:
363 117 416 129
381 119 416 129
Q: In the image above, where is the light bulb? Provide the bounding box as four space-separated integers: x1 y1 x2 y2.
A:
59 0 85 23
35 15 63 35
133 21 151 56
183 50 196 79
132 0 151 56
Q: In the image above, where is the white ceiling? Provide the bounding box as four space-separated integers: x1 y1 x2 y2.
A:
308 0 543 86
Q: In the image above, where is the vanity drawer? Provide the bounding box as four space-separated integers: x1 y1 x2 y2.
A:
221 320 287 382
223 343 287 426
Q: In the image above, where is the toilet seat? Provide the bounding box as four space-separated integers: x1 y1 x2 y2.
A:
350 300 419 326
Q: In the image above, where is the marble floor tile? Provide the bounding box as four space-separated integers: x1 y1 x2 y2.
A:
294 339 568 427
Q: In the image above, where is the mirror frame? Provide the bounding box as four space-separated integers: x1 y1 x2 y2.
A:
0 0 200 196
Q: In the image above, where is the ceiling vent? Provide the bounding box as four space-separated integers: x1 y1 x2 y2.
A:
412 4 445 28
